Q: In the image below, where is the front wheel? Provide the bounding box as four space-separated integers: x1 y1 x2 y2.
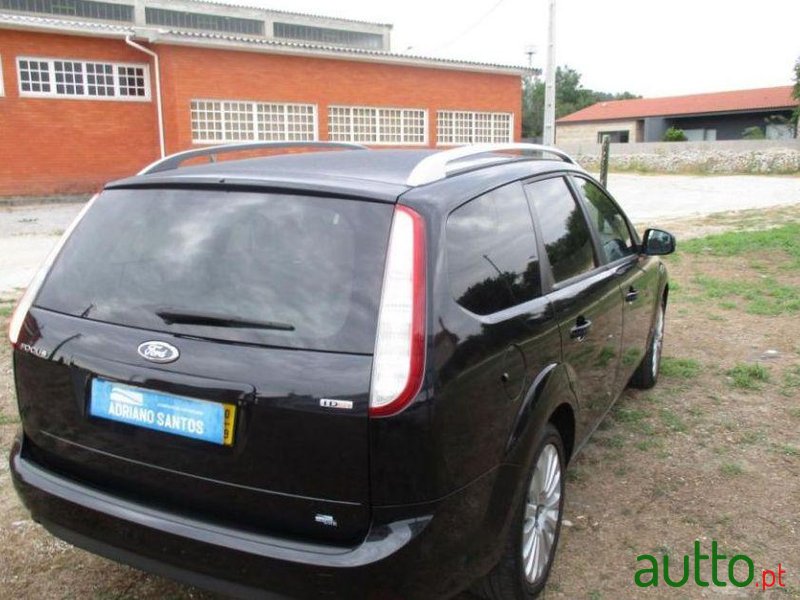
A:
629 300 665 389
478 424 566 599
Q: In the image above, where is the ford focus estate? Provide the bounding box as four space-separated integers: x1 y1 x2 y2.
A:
9 143 675 599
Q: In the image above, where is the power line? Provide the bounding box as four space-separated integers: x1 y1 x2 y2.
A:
432 0 509 52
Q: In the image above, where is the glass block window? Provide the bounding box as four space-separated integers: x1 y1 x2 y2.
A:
274 22 383 50
328 106 427 145
146 7 264 36
257 103 316 141
17 57 149 100
191 100 317 144
191 100 224 143
437 111 513 145
0 0 134 22
222 101 256 141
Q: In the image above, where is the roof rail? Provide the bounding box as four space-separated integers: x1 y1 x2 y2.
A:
139 141 369 175
406 143 576 186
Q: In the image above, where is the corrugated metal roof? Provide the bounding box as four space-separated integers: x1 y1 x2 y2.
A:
162 27 529 72
0 12 529 75
558 86 797 123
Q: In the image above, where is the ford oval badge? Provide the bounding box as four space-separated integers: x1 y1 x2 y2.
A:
137 341 180 364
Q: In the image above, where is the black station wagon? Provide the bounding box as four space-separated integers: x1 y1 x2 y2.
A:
9 143 675 599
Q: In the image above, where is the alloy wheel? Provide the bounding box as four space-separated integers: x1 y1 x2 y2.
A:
522 443 562 584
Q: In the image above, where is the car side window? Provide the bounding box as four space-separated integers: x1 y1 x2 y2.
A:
526 177 597 284
573 177 636 263
446 182 542 316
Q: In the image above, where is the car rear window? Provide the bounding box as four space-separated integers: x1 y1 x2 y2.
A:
35 188 394 354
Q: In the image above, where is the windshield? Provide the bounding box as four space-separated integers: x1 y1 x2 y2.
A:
35 188 394 353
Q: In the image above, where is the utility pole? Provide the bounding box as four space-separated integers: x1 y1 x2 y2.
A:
543 0 556 146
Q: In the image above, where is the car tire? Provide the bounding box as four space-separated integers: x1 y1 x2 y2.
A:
478 424 566 600
629 299 666 390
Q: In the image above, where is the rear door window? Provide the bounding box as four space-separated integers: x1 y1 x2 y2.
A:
526 177 598 284
446 182 542 316
572 177 637 263
35 188 394 353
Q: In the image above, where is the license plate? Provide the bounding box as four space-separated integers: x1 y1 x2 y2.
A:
90 379 236 446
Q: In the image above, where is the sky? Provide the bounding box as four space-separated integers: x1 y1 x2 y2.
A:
210 0 800 98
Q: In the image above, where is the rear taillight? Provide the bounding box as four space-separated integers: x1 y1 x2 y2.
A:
8 194 99 346
369 205 426 417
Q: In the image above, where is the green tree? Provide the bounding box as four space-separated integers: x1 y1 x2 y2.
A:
663 127 688 142
741 126 765 140
521 66 639 138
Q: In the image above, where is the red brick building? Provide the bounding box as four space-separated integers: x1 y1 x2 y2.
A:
0 2 528 197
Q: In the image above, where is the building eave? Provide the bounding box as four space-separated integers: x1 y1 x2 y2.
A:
158 29 531 75
557 105 798 125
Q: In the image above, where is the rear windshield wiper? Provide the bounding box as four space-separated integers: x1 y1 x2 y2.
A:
154 309 295 331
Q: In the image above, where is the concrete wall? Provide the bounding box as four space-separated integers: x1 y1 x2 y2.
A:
560 138 800 156
560 139 800 174
556 120 641 145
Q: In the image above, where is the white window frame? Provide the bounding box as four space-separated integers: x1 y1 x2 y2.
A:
0 55 4 97
16 56 151 102
190 99 319 145
436 110 514 146
327 105 428 145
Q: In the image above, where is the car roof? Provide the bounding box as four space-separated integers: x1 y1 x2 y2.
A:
106 148 586 205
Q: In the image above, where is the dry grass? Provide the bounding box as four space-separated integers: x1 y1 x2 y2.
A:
1 209 799 599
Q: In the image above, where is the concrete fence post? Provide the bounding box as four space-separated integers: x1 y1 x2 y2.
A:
600 135 611 187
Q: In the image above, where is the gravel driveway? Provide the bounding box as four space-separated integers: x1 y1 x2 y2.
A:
1 173 799 296
0 203 84 297
605 173 800 222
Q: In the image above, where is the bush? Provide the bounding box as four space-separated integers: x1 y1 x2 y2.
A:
663 127 688 142
741 126 765 140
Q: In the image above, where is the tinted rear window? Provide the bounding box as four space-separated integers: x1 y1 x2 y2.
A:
36 189 393 353
446 182 542 316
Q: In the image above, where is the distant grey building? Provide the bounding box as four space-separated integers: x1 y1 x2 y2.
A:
557 86 797 145
0 0 393 50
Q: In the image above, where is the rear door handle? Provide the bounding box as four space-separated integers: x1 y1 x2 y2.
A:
625 287 639 303
569 318 592 341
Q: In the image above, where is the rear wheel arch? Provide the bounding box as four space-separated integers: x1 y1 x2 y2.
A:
548 403 576 465
477 423 567 599
504 364 576 462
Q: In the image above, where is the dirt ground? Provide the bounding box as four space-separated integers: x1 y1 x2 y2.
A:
0 205 798 599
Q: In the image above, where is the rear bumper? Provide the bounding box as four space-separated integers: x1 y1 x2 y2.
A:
10 433 520 599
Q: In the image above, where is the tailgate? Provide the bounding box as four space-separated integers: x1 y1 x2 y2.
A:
13 187 394 545
16 308 372 544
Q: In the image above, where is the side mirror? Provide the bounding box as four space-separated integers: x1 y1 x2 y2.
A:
642 228 676 255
